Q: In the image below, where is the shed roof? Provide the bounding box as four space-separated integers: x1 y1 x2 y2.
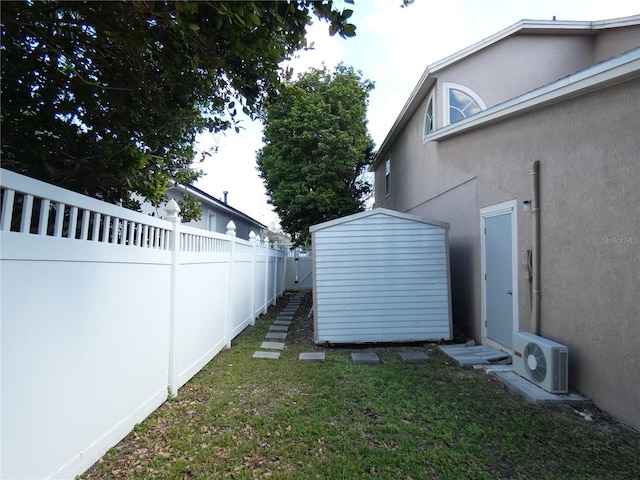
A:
310 208 450 233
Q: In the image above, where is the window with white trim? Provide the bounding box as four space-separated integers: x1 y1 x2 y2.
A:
423 90 435 139
443 82 486 126
385 157 391 196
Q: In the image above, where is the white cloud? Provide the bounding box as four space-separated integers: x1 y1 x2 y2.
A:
576 0 639 20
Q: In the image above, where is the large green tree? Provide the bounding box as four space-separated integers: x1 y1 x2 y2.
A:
0 0 356 219
257 64 375 247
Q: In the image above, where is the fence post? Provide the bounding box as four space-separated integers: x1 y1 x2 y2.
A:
279 247 286 296
225 221 236 349
249 231 258 325
166 199 181 397
262 237 269 314
272 241 278 305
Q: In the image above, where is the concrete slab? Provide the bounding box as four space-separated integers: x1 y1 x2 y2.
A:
261 341 285 350
484 365 513 374
450 355 490 366
281 310 297 315
398 351 430 364
269 325 289 332
277 314 294 320
351 352 380 365
253 351 280 360
265 332 287 340
438 344 510 367
273 320 291 326
299 352 325 362
489 370 588 405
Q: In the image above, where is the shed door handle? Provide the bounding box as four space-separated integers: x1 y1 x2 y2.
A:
506 290 513 295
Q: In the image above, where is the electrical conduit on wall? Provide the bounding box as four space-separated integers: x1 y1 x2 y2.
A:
530 160 541 335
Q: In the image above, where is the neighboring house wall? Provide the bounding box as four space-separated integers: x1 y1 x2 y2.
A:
372 19 640 430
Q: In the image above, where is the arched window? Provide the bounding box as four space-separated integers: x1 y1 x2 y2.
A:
423 90 435 139
443 83 486 125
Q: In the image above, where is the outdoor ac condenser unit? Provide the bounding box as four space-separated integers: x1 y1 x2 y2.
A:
512 332 568 393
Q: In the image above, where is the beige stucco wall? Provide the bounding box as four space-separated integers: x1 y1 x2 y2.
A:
594 24 640 62
374 77 640 429
436 35 595 116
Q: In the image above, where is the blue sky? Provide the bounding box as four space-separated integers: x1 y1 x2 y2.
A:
194 0 639 229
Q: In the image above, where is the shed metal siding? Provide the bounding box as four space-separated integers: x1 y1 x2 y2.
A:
311 209 452 343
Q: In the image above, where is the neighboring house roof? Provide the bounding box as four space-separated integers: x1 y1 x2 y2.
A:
371 14 640 171
171 183 266 230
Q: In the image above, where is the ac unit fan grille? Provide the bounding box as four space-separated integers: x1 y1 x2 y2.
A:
524 342 547 383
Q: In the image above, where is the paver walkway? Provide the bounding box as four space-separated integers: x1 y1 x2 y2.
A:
253 293 326 362
252 293 432 365
253 293 325 361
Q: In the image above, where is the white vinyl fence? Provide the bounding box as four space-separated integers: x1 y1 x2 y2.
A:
0 169 296 479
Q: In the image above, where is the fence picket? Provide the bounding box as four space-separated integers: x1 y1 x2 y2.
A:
68 206 79 239
20 193 34 233
0 188 15 231
53 202 65 237
92 212 101 241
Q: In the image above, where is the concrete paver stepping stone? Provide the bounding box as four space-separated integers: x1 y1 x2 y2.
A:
261 341 285 350
269 325 289 332
253 351 280 360
299 352 325 362
273 320 291 326
265 332 287 340
398 351 430 364
351 352 380 365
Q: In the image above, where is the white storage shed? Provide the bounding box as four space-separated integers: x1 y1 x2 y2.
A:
310 208 452 344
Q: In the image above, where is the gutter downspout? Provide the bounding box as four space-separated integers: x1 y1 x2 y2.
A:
530 160 541 335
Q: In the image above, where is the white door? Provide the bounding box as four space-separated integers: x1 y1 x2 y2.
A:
481 201 518 349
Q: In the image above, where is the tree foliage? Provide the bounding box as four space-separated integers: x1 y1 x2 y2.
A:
1 0 356 220
257 64 375 247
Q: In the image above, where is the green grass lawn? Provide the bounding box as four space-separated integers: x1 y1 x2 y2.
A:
82 292 639 480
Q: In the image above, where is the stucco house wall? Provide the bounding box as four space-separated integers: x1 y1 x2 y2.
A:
435 35 595 115
595 24 640 61
371 17 640 429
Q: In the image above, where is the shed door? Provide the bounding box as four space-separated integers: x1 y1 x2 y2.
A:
481 201 518 349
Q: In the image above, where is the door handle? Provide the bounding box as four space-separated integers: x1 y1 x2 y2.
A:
506 290 513 295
